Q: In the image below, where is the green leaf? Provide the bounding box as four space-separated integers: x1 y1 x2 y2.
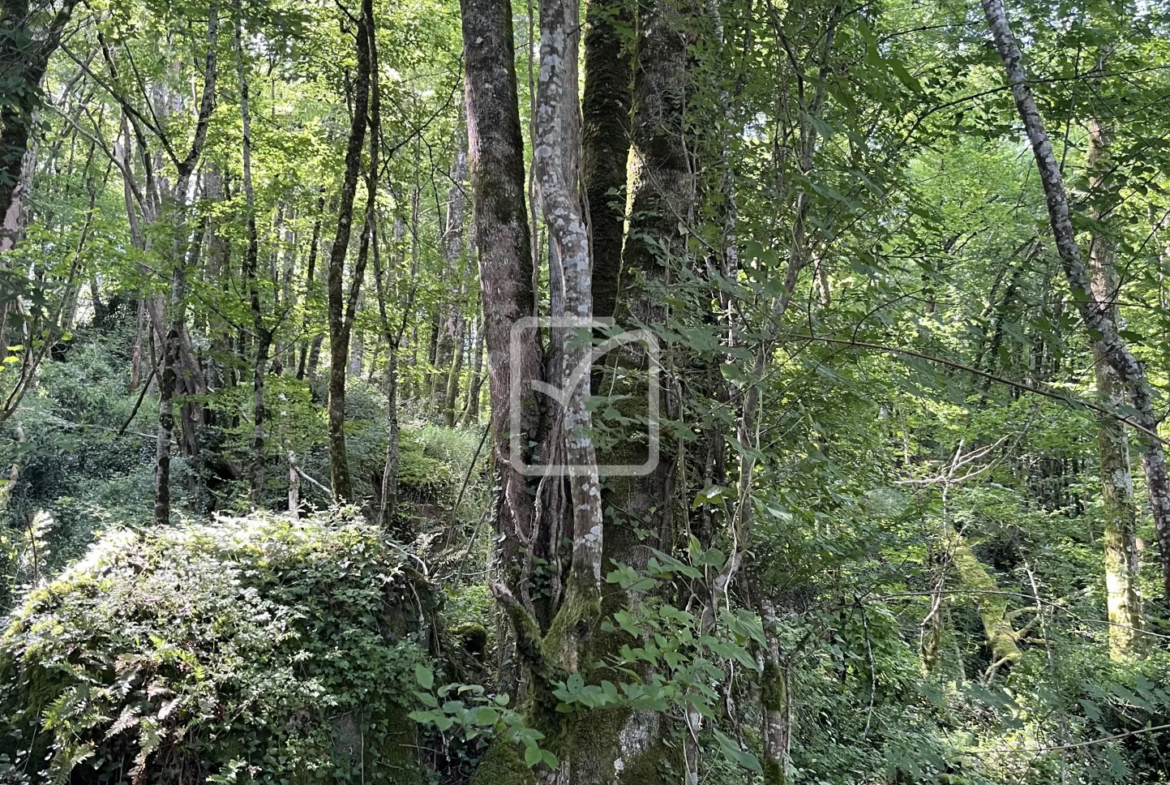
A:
414 664 434 690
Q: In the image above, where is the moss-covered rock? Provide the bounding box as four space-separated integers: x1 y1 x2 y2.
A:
468 739 538 785
0 511 429 785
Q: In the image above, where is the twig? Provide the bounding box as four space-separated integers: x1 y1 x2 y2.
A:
970 722 1170 756
118 367 156 436
452 420 490 516
295 466 334 500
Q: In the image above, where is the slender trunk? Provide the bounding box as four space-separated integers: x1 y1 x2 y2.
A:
981 0 1170 606
349 292 364 377
436 114 469 412
535 0 604 621
759 599 791 785
236 6 270 509
461 311 486 425
381 344 401 526
297 199 324 380
443 320 466 428
154 2 220 525
307 334 324 378
274 205 297 375
1087 115 1143 658
375 211 420 527
325 1 373 501
287 448 301 516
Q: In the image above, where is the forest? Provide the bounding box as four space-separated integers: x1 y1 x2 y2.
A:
2 0 1170 781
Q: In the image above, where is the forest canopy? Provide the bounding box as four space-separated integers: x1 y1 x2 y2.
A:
2 0 1170 782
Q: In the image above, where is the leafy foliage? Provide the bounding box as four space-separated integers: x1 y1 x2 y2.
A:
0 510 429 785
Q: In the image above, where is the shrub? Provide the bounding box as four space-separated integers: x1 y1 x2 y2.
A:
0 509 430 785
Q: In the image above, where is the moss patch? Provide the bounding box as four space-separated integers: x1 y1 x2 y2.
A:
469 740 538 785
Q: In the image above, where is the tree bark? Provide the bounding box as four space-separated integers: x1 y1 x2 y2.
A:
460 0 543 619
1087 115 1143 658
154 1 219 526
236 6 271 510
325 0 373 501
0 0 81 251
581 0 633 322
981 0 1170 606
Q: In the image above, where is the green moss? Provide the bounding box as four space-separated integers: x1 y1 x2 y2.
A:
763 757 787 785
454 621 489 657
948 523 1021 666
573 707 630 784
375 703 425 785
615 735 679 785
469 740 537 785
761 659 785 713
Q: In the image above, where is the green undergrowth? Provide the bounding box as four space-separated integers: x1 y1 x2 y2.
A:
0 510 430 785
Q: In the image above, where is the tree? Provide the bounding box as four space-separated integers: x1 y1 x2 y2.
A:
981 0 1170 608
324 0 373 502
459 0 542 625
0 0 81 251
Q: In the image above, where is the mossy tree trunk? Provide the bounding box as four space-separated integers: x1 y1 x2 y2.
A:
581 0 632 324
946 520 1022 671
1087 112 1143 659
577 0 700 780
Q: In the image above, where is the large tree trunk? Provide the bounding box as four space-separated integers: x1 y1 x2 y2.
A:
325 0 373 501
1087 115 1143 658
571 0 691 782
581 0 633 322
981 0 1170 606
460 0 543 643
0 0 81 251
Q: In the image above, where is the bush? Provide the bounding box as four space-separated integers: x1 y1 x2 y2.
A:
0 509 430 785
